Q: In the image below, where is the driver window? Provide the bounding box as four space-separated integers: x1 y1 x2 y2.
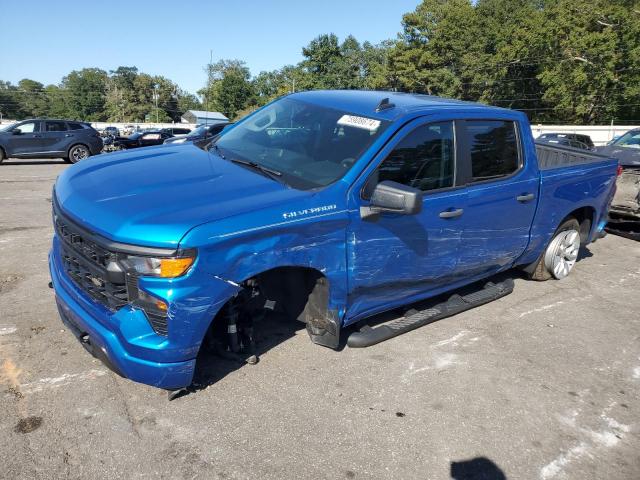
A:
369 121 455 195
16 122 37 133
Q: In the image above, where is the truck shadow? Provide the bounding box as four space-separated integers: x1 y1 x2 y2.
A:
451 456 507 479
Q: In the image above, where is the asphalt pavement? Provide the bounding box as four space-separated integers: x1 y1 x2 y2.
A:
1 158 639 480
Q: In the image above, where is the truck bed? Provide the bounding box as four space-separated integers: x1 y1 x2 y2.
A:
535 141 615 170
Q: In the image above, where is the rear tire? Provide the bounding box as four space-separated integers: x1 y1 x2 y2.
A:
530 218 581 281
0 147 5 164
66 144 90 164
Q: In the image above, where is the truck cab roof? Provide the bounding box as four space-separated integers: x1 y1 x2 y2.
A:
289 90 516 122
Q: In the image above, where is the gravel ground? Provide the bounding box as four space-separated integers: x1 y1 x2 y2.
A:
1 158 639 480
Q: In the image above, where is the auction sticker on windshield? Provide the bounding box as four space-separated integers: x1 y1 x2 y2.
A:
337 115 381 132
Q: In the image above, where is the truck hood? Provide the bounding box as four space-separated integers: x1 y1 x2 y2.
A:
54 144 310 248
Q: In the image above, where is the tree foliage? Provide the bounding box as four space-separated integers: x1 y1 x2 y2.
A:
1 1 638 124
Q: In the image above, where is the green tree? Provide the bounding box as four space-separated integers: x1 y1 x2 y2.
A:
17 79 49 117
0 81 22 119
61 68 108 121
535 0 640 123
200 59 255 119
44 85 70 118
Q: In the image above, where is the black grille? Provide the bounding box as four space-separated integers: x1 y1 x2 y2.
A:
146 310 169 336
53 204 168 336
55 211 128 311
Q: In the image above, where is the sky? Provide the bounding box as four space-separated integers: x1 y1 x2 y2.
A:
0 0 419 95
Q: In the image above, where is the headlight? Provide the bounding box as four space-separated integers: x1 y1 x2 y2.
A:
121 253 195 278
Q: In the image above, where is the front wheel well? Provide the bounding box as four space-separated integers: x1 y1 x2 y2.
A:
199 266 340 360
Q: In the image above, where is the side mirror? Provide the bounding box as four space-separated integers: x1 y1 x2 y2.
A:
12 128 22 135
360 180 422 220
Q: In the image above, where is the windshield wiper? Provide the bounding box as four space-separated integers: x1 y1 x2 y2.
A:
230 158 283 182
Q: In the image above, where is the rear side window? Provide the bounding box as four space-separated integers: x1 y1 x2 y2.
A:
67 122 85 130
465 120 520 181
45 121 68 132
373 121 455 192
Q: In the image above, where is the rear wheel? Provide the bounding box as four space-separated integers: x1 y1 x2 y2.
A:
0 147 5 164
66 144 90 163
531 218 581 281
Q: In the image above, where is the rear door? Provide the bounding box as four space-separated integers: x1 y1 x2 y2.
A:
6 121 42 155
41 120 69 153
346 118 467 320
455 119 538 277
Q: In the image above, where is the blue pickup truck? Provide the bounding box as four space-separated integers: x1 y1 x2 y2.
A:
49 90 617 393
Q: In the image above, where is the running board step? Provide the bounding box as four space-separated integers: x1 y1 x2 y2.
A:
347 278 514 348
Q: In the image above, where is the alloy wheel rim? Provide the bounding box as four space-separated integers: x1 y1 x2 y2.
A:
72 147 88 161
544 229 580 279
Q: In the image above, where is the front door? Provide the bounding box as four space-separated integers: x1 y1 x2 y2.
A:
346 119 467 321
7 121 42 156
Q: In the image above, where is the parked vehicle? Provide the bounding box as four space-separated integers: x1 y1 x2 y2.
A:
113 130 173 149
0 119 103 164
123 125 137 136
163 122 230 148
597 128 640 230
536 132 595 150
49 91 617 393
102 126 120 138
162 127 192 136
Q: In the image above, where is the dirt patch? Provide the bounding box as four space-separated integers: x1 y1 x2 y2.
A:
15 416 43 434
0 274 23 294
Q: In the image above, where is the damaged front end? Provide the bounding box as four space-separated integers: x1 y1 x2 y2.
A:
608 168 640 239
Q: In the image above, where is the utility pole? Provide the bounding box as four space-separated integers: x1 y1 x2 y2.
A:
152 84 159 124
206 50 213 113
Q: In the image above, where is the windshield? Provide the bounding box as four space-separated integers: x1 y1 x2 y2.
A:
212 97 390 189
0 123 16 132
188 126 207 137
613 130 640 149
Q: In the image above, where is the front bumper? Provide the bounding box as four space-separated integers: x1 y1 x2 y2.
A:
49 236 238 389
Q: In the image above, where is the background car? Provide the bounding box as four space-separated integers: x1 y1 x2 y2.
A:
113 130 173 149
162 127 192 136
163 122 230 148
0 119 103 164
597 128 640 167
103 126 120 137
536 132 595 150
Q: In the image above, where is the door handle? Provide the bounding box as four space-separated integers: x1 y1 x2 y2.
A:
516 193 535 202
439 208 464 219
64 134 73 137
33 134 42 138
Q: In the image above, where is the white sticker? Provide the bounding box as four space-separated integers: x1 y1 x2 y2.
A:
337 115 381 132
